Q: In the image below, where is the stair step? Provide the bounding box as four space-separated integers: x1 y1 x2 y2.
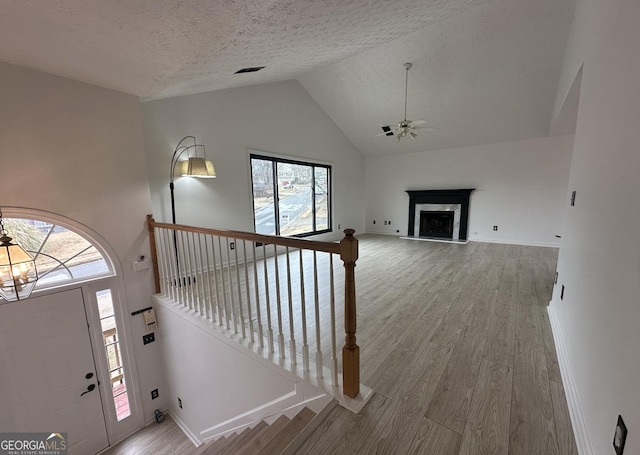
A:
195 429 241 455
219 421 268 455
196 407 318 455
233 415 292 455
260 407 317 454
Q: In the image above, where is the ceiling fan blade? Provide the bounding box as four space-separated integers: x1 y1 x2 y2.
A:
412 125 438 131
410 119 427 125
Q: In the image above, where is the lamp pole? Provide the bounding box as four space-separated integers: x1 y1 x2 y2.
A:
169 135 197 225
168 136 216 284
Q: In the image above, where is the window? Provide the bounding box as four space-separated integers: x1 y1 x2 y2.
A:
3 217 112 291
251 154 331 236
96 288 131 421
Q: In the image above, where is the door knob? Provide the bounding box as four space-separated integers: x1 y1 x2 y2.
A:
80 384 96 396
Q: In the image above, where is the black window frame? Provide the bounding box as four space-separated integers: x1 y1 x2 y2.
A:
250 153 332 238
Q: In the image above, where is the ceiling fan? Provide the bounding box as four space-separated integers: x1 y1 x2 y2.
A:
377 62 435 141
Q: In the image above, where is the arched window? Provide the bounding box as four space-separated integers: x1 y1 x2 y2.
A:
4 215 114 291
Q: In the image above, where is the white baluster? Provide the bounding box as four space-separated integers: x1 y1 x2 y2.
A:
234 239 245 339
299 249 309 371
211 235 223 326
273 245 285 360
243 240 254 345
286 247 296 365
203 234 215 322
252 242 264 348
313 251 323 379
263 243 274 354
329 254 338 387
218 236 230 330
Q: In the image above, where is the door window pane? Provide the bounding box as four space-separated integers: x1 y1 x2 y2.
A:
97 289 130 421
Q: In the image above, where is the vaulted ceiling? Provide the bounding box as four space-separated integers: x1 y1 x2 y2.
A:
0 0 575 156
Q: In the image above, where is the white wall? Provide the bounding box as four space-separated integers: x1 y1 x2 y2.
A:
549 0 640 453
140 80 366 240
0 62 164 437
155 299 327 443
365 135 574 246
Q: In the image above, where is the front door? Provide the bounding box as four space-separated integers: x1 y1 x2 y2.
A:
0 288 109 454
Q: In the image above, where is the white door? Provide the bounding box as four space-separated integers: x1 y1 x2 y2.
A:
0 288 109 454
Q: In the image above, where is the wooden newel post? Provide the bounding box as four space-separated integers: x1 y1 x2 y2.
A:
146 214 161 294
340 229 360 399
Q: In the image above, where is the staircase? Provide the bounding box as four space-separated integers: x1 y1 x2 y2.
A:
193 407 318 455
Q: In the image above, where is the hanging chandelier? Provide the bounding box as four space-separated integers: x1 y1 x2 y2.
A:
0 208 39 302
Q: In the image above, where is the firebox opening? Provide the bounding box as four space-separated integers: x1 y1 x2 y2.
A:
420 211 455 239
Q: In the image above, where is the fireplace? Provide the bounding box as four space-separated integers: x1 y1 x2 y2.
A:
420 211 455 238
406 189 474 241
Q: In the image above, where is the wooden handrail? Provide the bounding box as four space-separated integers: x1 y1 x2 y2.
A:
147 217 342 255
145 215 360 399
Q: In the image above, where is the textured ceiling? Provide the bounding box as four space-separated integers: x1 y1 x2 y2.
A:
0 0 576 156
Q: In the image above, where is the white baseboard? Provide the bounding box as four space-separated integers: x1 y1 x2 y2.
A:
547 301 593 455
471 237 560 248
168 409 203 448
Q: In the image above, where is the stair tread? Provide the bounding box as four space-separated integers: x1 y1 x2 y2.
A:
260 408 317 454
233 415 292 455
194 430 241 455
218 421 269 455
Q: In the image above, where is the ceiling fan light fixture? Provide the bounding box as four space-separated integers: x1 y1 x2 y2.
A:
377 62 433 142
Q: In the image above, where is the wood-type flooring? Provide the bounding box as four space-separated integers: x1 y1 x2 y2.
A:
105 235 578 455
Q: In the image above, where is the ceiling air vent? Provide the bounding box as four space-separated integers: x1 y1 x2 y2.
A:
234 66 265 74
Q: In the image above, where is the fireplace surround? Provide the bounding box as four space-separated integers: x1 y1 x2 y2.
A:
406 189 474 241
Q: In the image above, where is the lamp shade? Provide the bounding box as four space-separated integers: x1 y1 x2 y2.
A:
0 233 38 301
178 157 216 178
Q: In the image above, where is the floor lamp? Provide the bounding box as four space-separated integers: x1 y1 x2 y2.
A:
169 136 216 283
169 136 216 224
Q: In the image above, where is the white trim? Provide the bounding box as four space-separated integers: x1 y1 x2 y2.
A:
169 410 203 448
547 300 593 455
470 237 560 248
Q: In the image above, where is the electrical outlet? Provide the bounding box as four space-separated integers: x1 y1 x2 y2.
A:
178 397 183 409
493 226 498 231
229 242 235 250
614 415 627 455
338 224 341 229
151 389 159 400
384 221 388 225
143 333 155 345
